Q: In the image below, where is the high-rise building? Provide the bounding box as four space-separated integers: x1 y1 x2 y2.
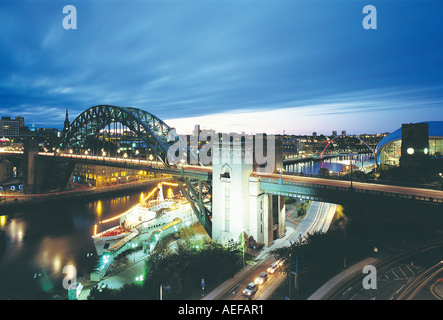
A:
0 117 20 137
332 130 337 136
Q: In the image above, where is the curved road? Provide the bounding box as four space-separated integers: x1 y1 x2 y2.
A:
207 201 336 301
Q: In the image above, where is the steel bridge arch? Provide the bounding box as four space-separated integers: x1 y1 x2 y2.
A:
60 105 191 166
320 135 375 158
60 105 212 237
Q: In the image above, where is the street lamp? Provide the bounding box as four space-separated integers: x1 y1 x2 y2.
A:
242 232 246 269
131 242 138 261
160 285 171 300
349 158 354 189
180 158 185 177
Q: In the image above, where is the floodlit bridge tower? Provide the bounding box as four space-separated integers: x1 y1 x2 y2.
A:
212 134 285 247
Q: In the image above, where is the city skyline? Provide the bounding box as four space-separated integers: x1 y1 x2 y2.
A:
1 1 442 135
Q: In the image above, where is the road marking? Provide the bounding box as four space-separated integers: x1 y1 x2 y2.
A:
405 264 415 275
342 287 352 295
398 265 408 278
395 284 405 295
230 284 239 294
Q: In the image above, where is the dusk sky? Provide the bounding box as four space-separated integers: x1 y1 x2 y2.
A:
0 0 442 135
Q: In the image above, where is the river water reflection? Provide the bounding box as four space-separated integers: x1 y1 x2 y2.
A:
0 188 151 298
285 154 375 175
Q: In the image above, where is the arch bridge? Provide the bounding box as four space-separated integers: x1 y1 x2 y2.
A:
320 134 375 158
59 105 212 237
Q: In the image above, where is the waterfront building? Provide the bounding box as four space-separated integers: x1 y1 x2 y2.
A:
375 121 443 166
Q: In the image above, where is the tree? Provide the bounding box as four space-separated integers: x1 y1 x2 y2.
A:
318 167 330 177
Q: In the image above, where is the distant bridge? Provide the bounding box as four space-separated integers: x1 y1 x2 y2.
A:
320 134 375 158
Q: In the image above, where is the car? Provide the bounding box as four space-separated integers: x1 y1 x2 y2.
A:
243 282 258 297
267 262 279 274
254 272 268 285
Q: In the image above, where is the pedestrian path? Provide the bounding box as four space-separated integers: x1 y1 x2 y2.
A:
78 250 147 300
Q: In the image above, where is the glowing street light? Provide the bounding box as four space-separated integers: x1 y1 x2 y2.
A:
136 274 144 282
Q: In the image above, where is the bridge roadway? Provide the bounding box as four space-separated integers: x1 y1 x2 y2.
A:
254 172 443 205
2 150 443 205
39 152 212 180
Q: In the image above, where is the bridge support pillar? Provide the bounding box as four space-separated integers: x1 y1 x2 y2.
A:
23 142 75 194
249 177 285 247
23 140 41 194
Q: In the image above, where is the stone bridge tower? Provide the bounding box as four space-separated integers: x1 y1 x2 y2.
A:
212 134 285 247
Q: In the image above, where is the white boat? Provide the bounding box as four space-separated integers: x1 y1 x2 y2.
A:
92 183 198 256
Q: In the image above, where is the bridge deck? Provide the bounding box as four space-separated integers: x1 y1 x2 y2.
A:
253 172 443 205
3 150 442 205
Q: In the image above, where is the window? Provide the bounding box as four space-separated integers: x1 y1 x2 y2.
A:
220 170 230 179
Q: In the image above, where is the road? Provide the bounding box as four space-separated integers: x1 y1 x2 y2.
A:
394 261 443 300
320 240 443 300
208 200 336 301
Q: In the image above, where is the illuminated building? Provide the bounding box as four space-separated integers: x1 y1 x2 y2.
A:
375 121 443 166
72 164 159 187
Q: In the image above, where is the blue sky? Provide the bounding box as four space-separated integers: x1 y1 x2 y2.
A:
0 0 442 135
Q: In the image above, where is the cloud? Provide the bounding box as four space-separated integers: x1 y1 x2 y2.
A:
0 1 442 133
166 87 443 135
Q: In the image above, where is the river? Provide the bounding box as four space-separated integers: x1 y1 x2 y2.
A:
285 154 375 175
0 185 156 299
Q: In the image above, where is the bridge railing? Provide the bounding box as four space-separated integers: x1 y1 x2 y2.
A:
282 171 443 191
259 177 443 205
43 153 211 179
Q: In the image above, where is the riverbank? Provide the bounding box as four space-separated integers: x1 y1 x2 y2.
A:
0 177 170 212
